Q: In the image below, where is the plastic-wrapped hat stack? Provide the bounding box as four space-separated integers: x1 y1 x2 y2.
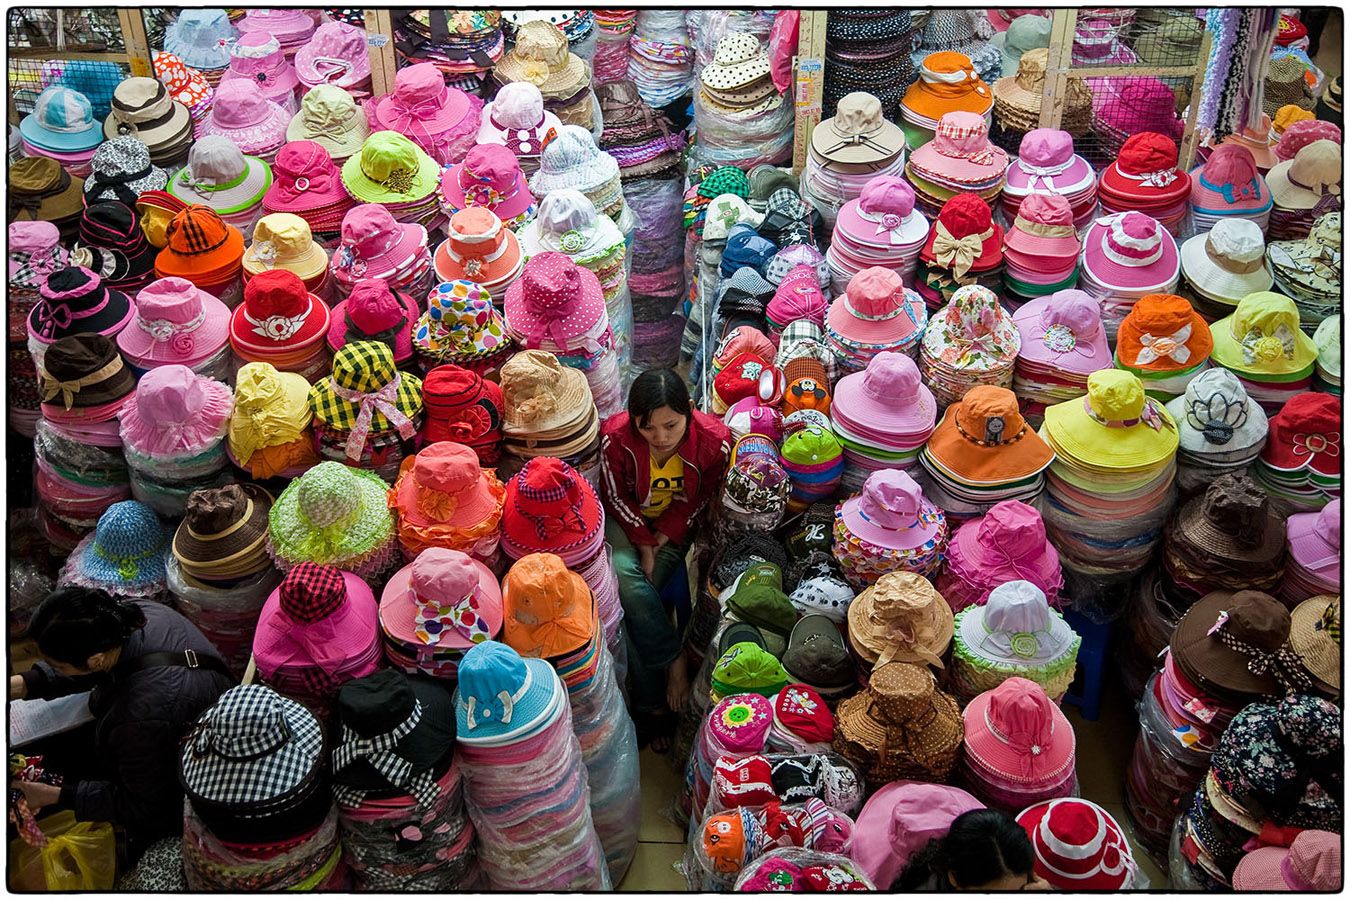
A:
260 141 356 244
920 285 1021 409
1001 128 1098 227
334 204 435 301
229 269 332 379
919 385 1055 518
529 125 630 230
103 76 195 169
201 79 291 164
437 143 536 231
18 86 104 175
308 340 424 479
829 352 938 494
692 33 792 170
1178 218 1274 322
1313 314 1341 395
477 81 564 179
432 208 524 304
494 20 597 131
454 641 611 889
221 33 300 116
720 437 791 536
991 46 1094 146
267 460 399 581
1077 211 1181 342
388 441 506 565
1113 293 1214 401
960 677 1077 812
916 193 1004 310
833 469 949 587
295 21 373 99
1188 145 1273 235
153 51 214 139
937 499 1064 612
244 213 333 303
802 92 908 232
821 10 914 119
1097 132 1190 234
626 10 694 109
1163 369 1270 495
1040 369 1180 581
154 205 247 305
499 552 640 884
162 9 238 87
341 130 444 235
1267 213 1341 334
596 79 685 184
413 280 513 377
498 349 603 488
393 9 505 91
1252 392 1342 514
1282 501 1341 603
226 361 319 479
900 52 993 150
378 547 502 681
951 581 1080 704
117 271 232 379
906 111 1009 220
1001 194 1082 305
518 190 631 375
1207 292 1319 412
368 62 483 167
1265 139 1342 241
826 176 929 294
167 136 272 234
1159 473 1287 604
504 252 623 418
591 11 637 84
285 87 370 164
825 267 927 377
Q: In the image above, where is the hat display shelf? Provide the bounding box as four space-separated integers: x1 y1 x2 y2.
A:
8 9 153 120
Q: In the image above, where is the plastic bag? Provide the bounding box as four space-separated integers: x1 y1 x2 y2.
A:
9 811 116 891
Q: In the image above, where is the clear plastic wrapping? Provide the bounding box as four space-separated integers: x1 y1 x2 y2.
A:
690 89 795 171
182 800 344 891
733 849 876 891
166 556 280 679
8 558 54 637
684 800 858 891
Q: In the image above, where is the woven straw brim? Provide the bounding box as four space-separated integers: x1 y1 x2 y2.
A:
1289 595 1340 689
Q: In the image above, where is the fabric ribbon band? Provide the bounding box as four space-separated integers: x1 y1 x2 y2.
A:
39 356 125 409
1013 218 1077 239
330 375 417 461
9 170 71 218
182 165 251 195
1116 167 1179 189
819 130 895 158
331 700 439 808
345 311 406 350
463 666 534 732
932 222 993 278
1083 395 1173 433
1099 215 1163 269
983 706 1055 778
114 105 180 139
920 65 975 85
1204 234 1267 274
1213 625 1312 694
1017 157 1073 191
1133 323 1193 366
138 307 207 342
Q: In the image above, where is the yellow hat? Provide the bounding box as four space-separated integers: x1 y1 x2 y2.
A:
242 213 329 282
1042 369 1178 470
1208 291 1319 377
1272 104 1316 136
228 361 314 465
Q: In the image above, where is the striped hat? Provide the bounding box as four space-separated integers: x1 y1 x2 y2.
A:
20 86 103 152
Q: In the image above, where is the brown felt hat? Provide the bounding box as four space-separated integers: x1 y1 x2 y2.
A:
37 333 137 411
1170 590 1297 700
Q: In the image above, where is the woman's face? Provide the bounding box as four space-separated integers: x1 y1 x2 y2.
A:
637 406 689 455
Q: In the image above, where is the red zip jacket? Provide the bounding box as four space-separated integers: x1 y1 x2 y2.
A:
600 409 732 548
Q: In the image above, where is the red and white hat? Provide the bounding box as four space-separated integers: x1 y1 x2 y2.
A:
1016 798 1141 891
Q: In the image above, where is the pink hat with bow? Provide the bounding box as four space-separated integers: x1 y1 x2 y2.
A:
117 363 234 458
295 21 373 94
835 175 929 249
839 468 945 552
502 250 607 354
380 547 503 652
116 276 231 367
1006 128 1094 195
335 204 425 281
439 143 535 221
963 676 1075 785
1081 211 1180 291
254 562 382 683
263 140 353 216
202 78 291 155
220 33 299 106
908 111 1010 184
372 62 471 143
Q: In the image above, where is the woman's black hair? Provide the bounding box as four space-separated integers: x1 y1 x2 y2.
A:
627 368 692 430
26 586 146 666
893 809 1035 890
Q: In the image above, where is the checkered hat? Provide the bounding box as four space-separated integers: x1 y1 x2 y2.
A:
279 562 347 624
309 340 424 431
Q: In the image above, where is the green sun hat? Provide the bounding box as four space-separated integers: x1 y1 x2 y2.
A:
340 130 440 204
268 461 396 569
711 641 790 700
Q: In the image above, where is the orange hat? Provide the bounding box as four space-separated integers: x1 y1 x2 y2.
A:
501 552 597 658
925 385 1054 483
902 51 994 121
155 204 245 282
1116 293 1213 373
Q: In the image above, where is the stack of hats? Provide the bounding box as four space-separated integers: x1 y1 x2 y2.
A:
1097 132 1190 234
201 79 290 164
83 136 168 209
823 11 914 118
494 21 597 131
766 265 828 339
1001 194 1082 305
1266 139 1342 241
7 223 68 433
1282 502 1340 603
991 49 1093 146
162 9 237 86
333 203 433 306
389 442 506 564
327 277 420 369
154 51 214 138
833 661 963 790
244 214 332 303
626 9 694 109
529 125 629 229
229 269 332 379
960 677 1077 812
261 141 356 244
1001 128 1098 227
9 157 85 242
118 365 233 518
220 34 300 116
73 201 159 295
235 8 316 57
438 143 536 231
906 111 1009 220
286 87 370 164
103 76 194 168
911 10 1002 84
309 341 424 479
833 469 948 587
825 267 927 376
1092 78 1185 161
1188 145 1273 234
1314 314 1341 395
380 548 502 681
1113 293 1213 401
154 205 246 305
341 131 444 235
166 135 271 233
1267 213 1342 334
294 22 373 99
1252 392 1342 515
454 642 610 890
1160 474 1286 603
1164 369 1270 496
267 460 400 581
477 82 565 179
692 33 791 170
596 79 684 177
433 208 523 305
367 62 483 168
830 352 937 494
826 176 929 293
414 280 513 377
226 362 319 479
498 350 602 487
57 500 170 602
919 385 1055 518
780 423 845 513
1078 211 1181 341
19 86 105 175
916 193 1004 310
1179 218 1275 322
420 365 505 465
720 437 791 536
1040 369 1180 581
393 9 504 90
900 52 993 151
26 265 133 368
919 285 1021 409
682 691 774 827
936 499 1064 612
801 93 908 232
1208 292 1318 412
1264 53 1318 120
591 11 637 84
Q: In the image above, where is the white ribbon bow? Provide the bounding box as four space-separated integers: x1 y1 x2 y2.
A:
1134 323 1192 366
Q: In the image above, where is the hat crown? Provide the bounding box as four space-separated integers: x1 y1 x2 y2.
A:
274 140 338 184
859 469 923 528
305 21 367 71
301 84 358 125
136 363 207 423
448 206 503 246
520 251 584 314
41 265 100 303
34 85 95 131
712 32 760 66
954 385 1023 444
411 546 480 604
360 131 421 185
42 332 117 381
196 685 296 761
184 483 253 536
244 268 309 319
538 125 603 174
1203 144 1259 186
93 500 163 560
413 441 480 494
504 552 585 625
111 76 172 118
1086 369 1146 422
1117 131 1179 175
1233 291 1301 342
514 20 569 67
938 192 993 237
1206 218 1265 263
1224 591 1291 649
279 561 347 624
165 204 230 256
297 461 360 527
10 157 63 193
846 267 904 318
1018 127 1073 168
462 143 520 191
187 135 247 185
985 580 1051 635
91 135 152 176
1017 192 1074 228
457 640 531 724
336 669 418 737
1290 139 1343 191
870 661 936 722
987 677 1054 750
332 339 396 392
212 78 276 129
1200 473 1269 544
1007 14 1052 50
537 188 598 238
346 280 405 334
493 81 547 128
393 62 449 108
858 174 916 219
1124 292 1195 337
1288 831 1343 889
833 92 883 137
1316 498 1342 546
934 110 991 154
1308 212 1341 248
980 500 1047 556
252 213 313 258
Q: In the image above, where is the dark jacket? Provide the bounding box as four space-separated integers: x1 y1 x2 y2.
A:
21 601 234 840
600 409 732 547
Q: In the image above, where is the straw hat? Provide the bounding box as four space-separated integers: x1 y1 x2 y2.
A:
833 661 964 785
992 48 1093 134
494 20 590 101
1289 595 1340 692
846 571 954 668
498 349 592 436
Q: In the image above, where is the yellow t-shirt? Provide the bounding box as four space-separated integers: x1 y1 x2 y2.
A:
642 453 685 518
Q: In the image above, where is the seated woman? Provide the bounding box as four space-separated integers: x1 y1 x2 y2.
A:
895 808 1051 891
600 369 731 751
9 587 234 858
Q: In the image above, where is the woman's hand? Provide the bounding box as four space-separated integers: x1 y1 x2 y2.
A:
11 780 60 811
9 675 25 701
638 544 657 581
654 531 671 549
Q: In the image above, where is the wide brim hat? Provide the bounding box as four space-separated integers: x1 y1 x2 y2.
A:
453 654 565 746
268 464 396 565
839 490 945 553
1016 800 1139 891
119 374 233 458
494 45 590 100
254 569 380 679
846 576 954 667
117 288 232 367
1209 308 1318 377
9 161 86 224
27 278 134 346
433 231 524 287
1178 231 1274 301
285 106 371 161
439 158 535 222
340 141 441 204
172 483 274 578
831 369 936 436
1115 298 1214 374
332 672 454 794
201 99 292 154
1174 487 1286 568
229 287 330 356
1041 393 1178 471
1266 156 1341 210
835 664 964 768
154 225 245 281
103 98 193 150
962 683 1075 783
1080 218 1180 291
326 287 421 364
811 105 906 166
956 600 1077 673
309 367 423 432
925 401 1056 483
1010 294 1113 375
1169 591 1291 698
1164 390 1268 456
67 505 171 592
168 154 272 215
826 287 927 348
381 554 504 654
1289 595 1340 691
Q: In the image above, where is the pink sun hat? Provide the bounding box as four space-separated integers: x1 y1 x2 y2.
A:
326 278 421 364
1286 498 1340 583
263 140 353 215
1005 128 1095 196
832 351 937 437
1081 211 1180 291
116 276 231 368
220 33 300 110
908 111 1010 185
202 78 292 156
1189 144 1272 213
371 62 473 156
1004 193 1081 260
834 175 929 250
295 21 373 95
1012 289 1112 374
235 8 318 48
380 547 504 653
962 676 1075 787
827 267 927 346
1274 119 1342 163
503 251 607 353
253 563 381 686
946 499 1064 609
336 204 426 280
439 143 536 222
118 364 233 458
839 469 944 552
852 780 985 889
1233 830 1341 892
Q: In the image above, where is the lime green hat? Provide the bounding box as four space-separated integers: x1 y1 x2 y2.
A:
268 461 396 568
340 130 440 204
711 641 791 700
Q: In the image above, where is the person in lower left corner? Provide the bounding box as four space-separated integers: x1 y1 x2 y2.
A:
601 368 731 752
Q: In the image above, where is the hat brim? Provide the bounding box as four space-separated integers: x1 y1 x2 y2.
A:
1169 591 1286 698
963 687 1075 782
1041 398 1180 470
380 555 504 651
925 408 1055 483
326 288 421 363
168 154 273 214
340 145 441 204
1289 595 1341 690
1081 235 1180 292
826 289 926 347
20 115 104 152
810 117 907 166
1208 313 1319 376
1178 238 1274 302
453 656 564 745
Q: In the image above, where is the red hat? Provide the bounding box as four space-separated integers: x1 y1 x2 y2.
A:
714 352 776 411
713 755 777 808
773 684 834 744
229 268 329 355
420 363 503 464
920 192 1004 274
1016 799 1140 891
1099 133 1189 205
502 457 602 559
1260 392 1341 476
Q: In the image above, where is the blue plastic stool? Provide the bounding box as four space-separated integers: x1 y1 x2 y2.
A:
660 561 692 634
1062 609 1113 721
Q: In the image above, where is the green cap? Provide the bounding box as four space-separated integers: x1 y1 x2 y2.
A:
727 582 799 657
341 130 439 204
711 642 790 699
781 425 843 466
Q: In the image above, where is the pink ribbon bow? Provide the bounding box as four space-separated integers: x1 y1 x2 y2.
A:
330 375 417 461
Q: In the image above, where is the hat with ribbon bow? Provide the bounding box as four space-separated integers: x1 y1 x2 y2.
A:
309 340 423 460
503 250 608 354
453 640 565 746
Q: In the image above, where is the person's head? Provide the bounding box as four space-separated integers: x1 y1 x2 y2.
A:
896 809 1038 891
628 368 692 455
26 586 146 675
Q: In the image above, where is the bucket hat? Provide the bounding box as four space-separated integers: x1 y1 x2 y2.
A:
134 192 188 250
1289 595 1341 692
154 205 245 281
220 33 299 107
1170 590 1306 698
102 77 193 151
28 265 133 345
308 340 423 444
8 157 85 226
373 62 472 143
826 268 926 347
1178 218 1273 302
440 143 535 223
335 204 427 282
229 269 330 357
908 111 1009 186
72 201 158 291
1098 132 1189 206
921 284 1020 373
838 469 945 554
811 92 906 166
413 280 511 364
285 86 370 161
945 500 1064 610
1233 830 1341 891
1274 119 1342 163
1173 473 1286 570
921 193 1003 278
501 457 602 559
268 460 396 569
528 124 621 199
37 332 137 421
992 14 1051 75
925 386 1054 482
83 136 168 205
62 500 170 595
963 676 1074 787
833 174 929 250
326 279 420 363
847 571 953 668
392 441 504 534
382 547 502 655
953 581 1078 695
503 251 607 352
243 214 329 282
453 640 565 746
235 8 316 46
1266 139 1342 210
1017 799 1140 890
253 562 381 688
518 188 623 263
501 552 597 659
1042 369 1179 470
1004 193 1081 263
834 662 964 785
1163 369 1268 456
1004 129 1095 199
20 85 104 152
295 21 372 94
163 9 238 72
903 52 994 121
478 81 564 160
1190 144 1271 213
172 483 273 582
1260 391 1341 477
1208 292 1318 377
1081 212 1180 291
433 207 523 290
227 362 315 475
341 130 440 204
168 135 271 216
852 782 984 889
262 140 353 226
118 360 232 457
1115 293 1213 373
202 79 291 155
152 51 212 122
494 20 589 101
1012 290 1111 376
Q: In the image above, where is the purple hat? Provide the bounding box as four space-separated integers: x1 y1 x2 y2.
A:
1287 499 1340 583
295 21 372 93
220 33 299 106
117 276 231 367
202 79 291 155
832 351 936 436
839 469 944 552
1012 289 1112 375
1006 128 1094 194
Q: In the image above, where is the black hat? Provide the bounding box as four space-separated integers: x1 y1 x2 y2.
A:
28 266 133 344
783 614 856 696
75 201 156 289
718 622 768 658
